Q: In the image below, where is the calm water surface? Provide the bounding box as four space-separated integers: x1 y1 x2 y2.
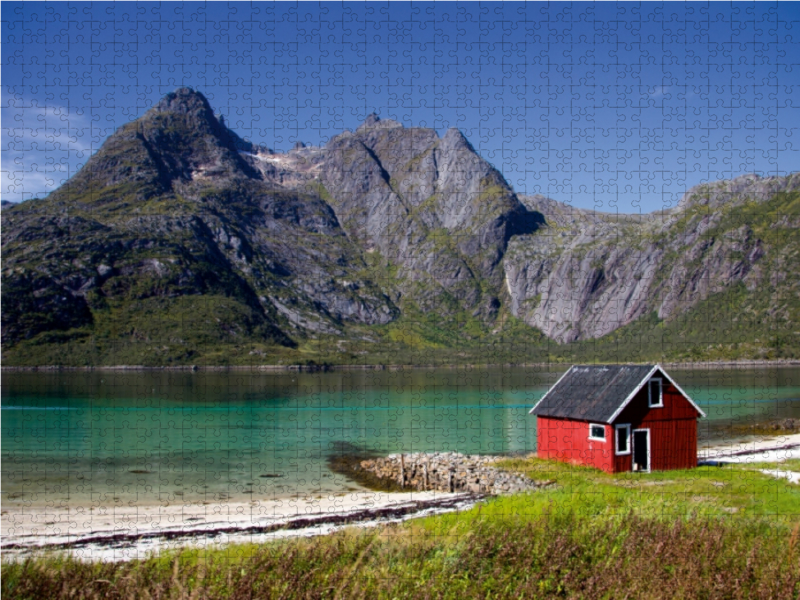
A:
3 367 799 507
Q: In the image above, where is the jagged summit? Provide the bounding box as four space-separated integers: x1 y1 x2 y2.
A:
4 86 798 365
356 112 403 132
676 173 800 210
357 113 380 130
151 87 214 116
440 127 474 153
46 87 260 195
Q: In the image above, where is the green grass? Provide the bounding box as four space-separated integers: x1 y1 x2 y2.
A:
3 459 800 599
416 457 800 549
3 288 796 366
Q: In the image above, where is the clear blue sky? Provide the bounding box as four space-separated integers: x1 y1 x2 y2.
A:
2 1 799 212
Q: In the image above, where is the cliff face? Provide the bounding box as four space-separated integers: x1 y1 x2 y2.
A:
2 87 798 364
317 116 542 319
505 174 800 343
243 114 542 319
0 89 399 357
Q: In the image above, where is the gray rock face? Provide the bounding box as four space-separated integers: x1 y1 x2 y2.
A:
676 173 800 210
1 90 399 352
3 87 797 360
505 173 800 343
317 117 541 317
244 114 543 319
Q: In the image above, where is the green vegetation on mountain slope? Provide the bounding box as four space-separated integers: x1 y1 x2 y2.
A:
2 88 798 366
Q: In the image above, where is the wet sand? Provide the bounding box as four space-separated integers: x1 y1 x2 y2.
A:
4 433 800 562
1 490 480 562
698 433 800 486
699 432 800 463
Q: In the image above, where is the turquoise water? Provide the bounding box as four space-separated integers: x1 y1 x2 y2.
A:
3 367 800 507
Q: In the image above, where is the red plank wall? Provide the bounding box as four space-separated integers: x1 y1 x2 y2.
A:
614 376 698 471
537 370 700 473
537 416 616 473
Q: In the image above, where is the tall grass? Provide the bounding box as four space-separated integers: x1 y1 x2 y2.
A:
4 458 800 599
3 512 799 599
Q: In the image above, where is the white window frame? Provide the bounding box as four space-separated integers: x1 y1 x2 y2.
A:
648 377 663 408
588 423 607 442
615 424 631 455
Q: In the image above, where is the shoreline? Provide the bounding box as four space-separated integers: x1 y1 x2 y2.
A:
699 432 800 462
3 359 800 373
1 491 482 563
4 434 800 562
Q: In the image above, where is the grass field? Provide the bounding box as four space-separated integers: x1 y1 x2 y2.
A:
3 457 799 599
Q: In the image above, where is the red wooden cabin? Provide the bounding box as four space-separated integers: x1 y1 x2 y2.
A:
531 365 705 473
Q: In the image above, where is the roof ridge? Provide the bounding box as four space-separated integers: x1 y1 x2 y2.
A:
573 363 655 368
531 363 674 423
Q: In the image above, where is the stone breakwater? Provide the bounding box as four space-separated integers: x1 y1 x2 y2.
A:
356 453 548 495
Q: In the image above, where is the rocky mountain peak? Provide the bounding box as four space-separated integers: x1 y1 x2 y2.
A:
677 172 800 210
356 113 403 132
143 87 230 144
152 87 215 117
440 127 474 153
358 113 380 129
44 88 260 199
3 82 799 364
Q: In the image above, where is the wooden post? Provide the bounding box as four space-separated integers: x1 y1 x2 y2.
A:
448 469 453 493
400 454 405 488
423 462 429 491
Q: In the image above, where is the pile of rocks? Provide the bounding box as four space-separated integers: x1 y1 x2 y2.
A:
357 452 547 495
773 418 798 431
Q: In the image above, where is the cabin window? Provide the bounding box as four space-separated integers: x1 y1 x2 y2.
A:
615 424 631 455
589 424 606 441
648 378 663 407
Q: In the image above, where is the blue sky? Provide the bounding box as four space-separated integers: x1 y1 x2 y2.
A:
2 1 799 212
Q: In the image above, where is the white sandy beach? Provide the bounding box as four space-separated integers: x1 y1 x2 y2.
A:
1 490 477 562
4 433 800 562
698 433 800 486
698 432 800 463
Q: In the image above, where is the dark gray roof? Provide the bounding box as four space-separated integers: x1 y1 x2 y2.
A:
531 365 656 423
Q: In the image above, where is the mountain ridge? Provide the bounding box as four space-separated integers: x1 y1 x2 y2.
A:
3 88 798 365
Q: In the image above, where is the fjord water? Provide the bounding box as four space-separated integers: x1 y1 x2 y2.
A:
3 367 799 508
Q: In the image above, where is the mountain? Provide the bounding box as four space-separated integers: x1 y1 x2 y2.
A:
240 112 542 320
506 174 800 344
2 88 798 365
1 89 399 364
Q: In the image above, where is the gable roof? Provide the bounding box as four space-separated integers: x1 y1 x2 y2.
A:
530 364 705 423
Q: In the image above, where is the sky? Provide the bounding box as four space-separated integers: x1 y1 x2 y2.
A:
2 1 799 212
